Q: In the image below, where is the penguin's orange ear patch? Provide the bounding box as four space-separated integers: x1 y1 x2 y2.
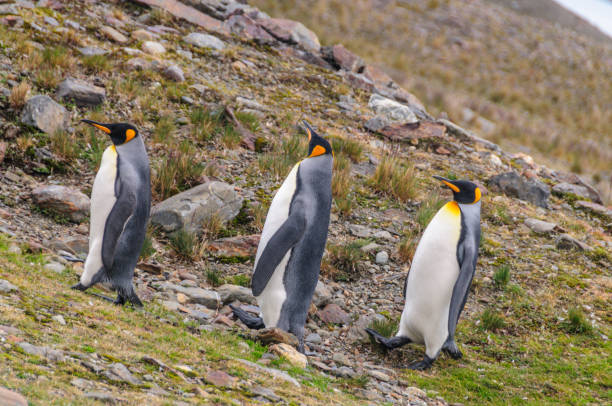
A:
125 129 136 143
309 145 326 157
473 187 481 203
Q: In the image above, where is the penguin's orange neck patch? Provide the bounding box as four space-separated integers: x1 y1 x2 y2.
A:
444 201 461 217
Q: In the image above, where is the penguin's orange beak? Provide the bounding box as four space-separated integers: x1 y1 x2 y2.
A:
81 119 111 134
433 175 460 193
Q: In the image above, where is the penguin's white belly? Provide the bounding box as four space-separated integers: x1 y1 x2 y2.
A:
399 202 461 356
82 146 118 285
255 163 300 327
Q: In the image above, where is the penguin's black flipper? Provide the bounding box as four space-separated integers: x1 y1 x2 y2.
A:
230 304 265 330
365 328 411 350
407 355 435 370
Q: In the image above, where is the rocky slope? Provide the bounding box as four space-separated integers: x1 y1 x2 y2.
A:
0 0 610 405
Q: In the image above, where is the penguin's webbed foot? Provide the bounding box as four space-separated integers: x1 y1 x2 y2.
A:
365 328 411 350
89 292 116 303
407 355 434 371
229 304 265 330
442 344 463 360
71 282 87 291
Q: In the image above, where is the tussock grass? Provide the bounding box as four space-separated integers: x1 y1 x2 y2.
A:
152 141 203 200
330 135 363 162
397 235 418 263
479 309 505 332
415 192 445 230
9 82 30 109
81 54 111 73
49 130 80 162
370 157 417 203
368 317 399 339
169 230 198 259
322 241 365 282
258 133 307 179
493 264 511 287
562 307 593 335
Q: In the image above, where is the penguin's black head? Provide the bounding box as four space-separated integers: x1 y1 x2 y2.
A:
433 175 482 204
303 121 333 158
81 119 139 145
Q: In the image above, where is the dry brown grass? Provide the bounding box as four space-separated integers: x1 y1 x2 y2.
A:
9 82 30 109
369 156 418 203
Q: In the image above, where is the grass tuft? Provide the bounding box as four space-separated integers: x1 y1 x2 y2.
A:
169 230 198 260
368 317 399 338
323 242 365 282
562 307 593 335
152 141 203 200
479 309 505 332
493 264 510 287
9 82 31 109
370 157 417 203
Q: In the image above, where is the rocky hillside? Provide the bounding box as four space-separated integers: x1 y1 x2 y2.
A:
251 0 612 204
0 0 610 405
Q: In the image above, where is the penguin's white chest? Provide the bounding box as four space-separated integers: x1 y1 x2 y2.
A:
81 146 118 285
399 202 462 354
255 163 300 327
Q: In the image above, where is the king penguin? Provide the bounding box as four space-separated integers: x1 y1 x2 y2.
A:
366 175 482 370
72 120 151 306
231 121 333 352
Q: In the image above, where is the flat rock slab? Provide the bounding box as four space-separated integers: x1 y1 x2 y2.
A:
255 327 298 347
321 44 365 72
269 343 307 368
556 234 590 251
184 32 226 50
132 0 229 35
100 26 128 43
0 279 18 293
552 182 602 203
312 280 332 307
19 342 65 362
207 234 260 258
224 14 275 44
488 171 550 208
31 185 90 223
318 303 350 325
217 284 255 304
258 17 320 53
57 77 106 107
103 363 142 386
21 95 68 134
150 181 243 234
0 387 27 406
234 358 300 387
575 200 612 220
205 370 237 387
373 120 446 142
524 218 557 234
368 93 418 124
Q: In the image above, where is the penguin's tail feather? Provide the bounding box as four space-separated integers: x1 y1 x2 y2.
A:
365 328 411 350
230 304 265 330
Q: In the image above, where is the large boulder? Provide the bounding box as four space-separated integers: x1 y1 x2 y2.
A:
367 94 418 125
257 18 320 53
207 234 260 259
31 185 90 222
224 14 275 45
150 181 243 234
488 171 550 208
321 44 365 72
0 387 27 406
57 78 106 107
217 284 255 304
552 182 601 203
20 95 68 134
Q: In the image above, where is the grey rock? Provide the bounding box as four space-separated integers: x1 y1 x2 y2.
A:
0 5 19 15
0 387 27 406
163 284 220 309
348 224 373 238
556 234 590 251
31 185 90 223
57 77 106 107
43 16 59 26
150 181 243 234
440 118 501 152
251 385 281 402
236 96 267 112
368 94 418 124
346 313 385 344
52 315 66 325
331 366 356 378
258 18 320 53
44 262 65 274
217 284 255 304
184 32 226 50
163 65 185 82
0 279 18 294
375 251 389 265
360 242 381 253
65 20 82 30
524 218 557 234
70 378 95 390
305 333 322 344
100 26 128 43
103 363 142 386
488 172 550 208
162 300 180 311
312 280 332 307
234 358 300 387
181 96 194 105
369 370 391 382
552 182 600 203
141 41 165 55
21 95 68 134
84 391 118 404
19 342 65 362
575 200 612 220
364 116 390 133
